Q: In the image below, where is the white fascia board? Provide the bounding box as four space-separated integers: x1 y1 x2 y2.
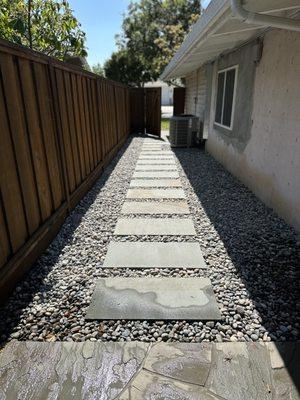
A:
160 0 230 80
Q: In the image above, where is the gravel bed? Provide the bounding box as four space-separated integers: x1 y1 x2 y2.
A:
0 135 299 345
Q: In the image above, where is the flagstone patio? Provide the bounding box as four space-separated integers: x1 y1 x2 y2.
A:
0 341 298 399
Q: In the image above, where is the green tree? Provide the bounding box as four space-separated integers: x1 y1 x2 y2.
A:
0 0 87 59
104 50 151 87
105 0 201 86
92 62 104 77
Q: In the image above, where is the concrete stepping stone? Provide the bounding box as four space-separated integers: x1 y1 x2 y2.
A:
137 160 176 165
103 242 205 268
130 179 181 188
140 152 173 156
114 218 196 235
121 201 189 214
139 156 174 160
126 188 185 199
85 277 221 320
135 165 177 171
133 171 179 178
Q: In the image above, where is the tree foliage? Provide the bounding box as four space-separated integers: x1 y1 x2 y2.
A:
92 62 104 77
105 0 201 86
0 0 87 59
104 50 150 86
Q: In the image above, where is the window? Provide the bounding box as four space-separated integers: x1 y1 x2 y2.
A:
215 66 238 129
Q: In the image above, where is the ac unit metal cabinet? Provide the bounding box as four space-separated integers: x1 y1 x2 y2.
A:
169 115 199 147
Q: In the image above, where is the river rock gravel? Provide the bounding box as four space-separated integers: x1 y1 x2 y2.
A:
0 135 299 345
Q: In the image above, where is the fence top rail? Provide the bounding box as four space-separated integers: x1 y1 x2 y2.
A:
0 38 128 89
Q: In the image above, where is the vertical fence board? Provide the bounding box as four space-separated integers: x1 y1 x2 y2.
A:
0 196 10 268
18 58 53 221
77 75 91 175
0 78 28 253
70 74 86 179
64 72 82 186
55 69 76 193
33 62 64 210
0 53 41 234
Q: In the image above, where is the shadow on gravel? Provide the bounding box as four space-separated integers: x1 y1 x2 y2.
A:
174 146 300 392
0 135 136 346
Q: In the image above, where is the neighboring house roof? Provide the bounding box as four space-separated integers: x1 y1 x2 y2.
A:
161 0 300 80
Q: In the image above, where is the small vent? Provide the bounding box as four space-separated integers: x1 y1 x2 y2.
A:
169 115 199 147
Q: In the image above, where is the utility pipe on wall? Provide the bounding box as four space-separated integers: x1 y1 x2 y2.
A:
230 0 300 32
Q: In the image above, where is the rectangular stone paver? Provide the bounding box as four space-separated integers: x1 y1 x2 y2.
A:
137 160 176 165
121 201 189 214
86 277 221 320
133 171 179 178
103 242 205 268
126 188 185 199
114 218 196 235
139 155 174 159
135 165 177 171
140 152 173 156
130 179 181 188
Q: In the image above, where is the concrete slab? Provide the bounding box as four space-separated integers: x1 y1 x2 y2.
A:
130 179 181 187
85 277 221 320
135 165 177 171
133 171 179 178
126 188 186 199
121 201 190 214
137 160 176 165
103 242 206 268
114 218 196 235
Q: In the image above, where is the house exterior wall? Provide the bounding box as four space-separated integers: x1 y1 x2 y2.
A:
205 29 300 230
184 67 206 121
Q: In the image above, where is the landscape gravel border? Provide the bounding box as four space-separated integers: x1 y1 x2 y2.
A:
0 134 299 344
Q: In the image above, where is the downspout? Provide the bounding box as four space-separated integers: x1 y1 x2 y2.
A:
231 0 300 31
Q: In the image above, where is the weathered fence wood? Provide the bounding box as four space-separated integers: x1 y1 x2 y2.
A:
0 39 131 302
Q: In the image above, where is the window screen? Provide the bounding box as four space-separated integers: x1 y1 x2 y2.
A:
215 67 237 128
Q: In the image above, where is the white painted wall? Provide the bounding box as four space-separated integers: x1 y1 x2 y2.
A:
144 80 174 106
185 67 206 119
206 29 300 230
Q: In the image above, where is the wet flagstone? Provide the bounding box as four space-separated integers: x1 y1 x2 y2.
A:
1 341 298 399
85 277 221 320
103 242 206 269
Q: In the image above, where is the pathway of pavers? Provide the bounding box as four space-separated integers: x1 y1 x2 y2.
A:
1 341 298 399
86 136 221 321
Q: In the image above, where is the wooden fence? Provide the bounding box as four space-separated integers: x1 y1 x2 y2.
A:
0 39 131 302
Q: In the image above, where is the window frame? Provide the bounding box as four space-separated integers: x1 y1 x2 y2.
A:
214 65 238 131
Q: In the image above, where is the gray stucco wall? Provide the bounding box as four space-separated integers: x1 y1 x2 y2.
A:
205 29 300 230
210 41 258 151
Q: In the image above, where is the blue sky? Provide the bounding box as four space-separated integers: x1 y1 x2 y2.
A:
68 0 211 67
